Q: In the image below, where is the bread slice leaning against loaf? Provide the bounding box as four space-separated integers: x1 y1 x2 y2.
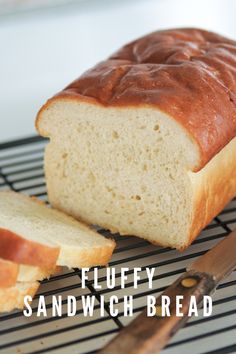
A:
0 191 115 268
0 282 39 312
36 27 236 250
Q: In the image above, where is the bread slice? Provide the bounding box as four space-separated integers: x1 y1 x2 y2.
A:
0 191 115 268
0 281 39 312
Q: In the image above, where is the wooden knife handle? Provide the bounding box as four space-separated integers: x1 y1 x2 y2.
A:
98 270 216 354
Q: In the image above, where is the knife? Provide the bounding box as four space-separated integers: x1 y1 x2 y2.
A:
98 229 236 354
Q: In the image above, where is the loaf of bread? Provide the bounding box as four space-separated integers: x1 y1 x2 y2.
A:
36 28 236 250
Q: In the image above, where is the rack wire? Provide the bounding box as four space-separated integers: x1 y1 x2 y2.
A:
0 136 235 354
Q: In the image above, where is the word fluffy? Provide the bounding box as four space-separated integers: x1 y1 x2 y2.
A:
81 267 156 289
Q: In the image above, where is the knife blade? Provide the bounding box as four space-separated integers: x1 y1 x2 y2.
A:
98 229 236 354
188 228 236 282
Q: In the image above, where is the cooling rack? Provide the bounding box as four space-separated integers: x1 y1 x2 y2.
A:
0 136 235 354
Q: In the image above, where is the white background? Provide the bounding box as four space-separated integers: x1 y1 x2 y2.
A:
0 0 236 142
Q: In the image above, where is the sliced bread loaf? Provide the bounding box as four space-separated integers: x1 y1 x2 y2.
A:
0 191 115 268
36 28 236 250
0 281 39 312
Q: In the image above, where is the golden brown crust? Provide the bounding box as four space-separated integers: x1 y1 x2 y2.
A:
36 28 236 171
188 137 236 246
0 258 18 288
0 228 59 269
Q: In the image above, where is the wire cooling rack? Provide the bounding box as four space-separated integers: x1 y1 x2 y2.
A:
0 136 236 354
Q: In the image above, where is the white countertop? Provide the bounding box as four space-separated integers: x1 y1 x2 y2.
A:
1 0 236 143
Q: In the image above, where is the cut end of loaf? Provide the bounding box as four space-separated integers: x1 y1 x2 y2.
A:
37 99 202 250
